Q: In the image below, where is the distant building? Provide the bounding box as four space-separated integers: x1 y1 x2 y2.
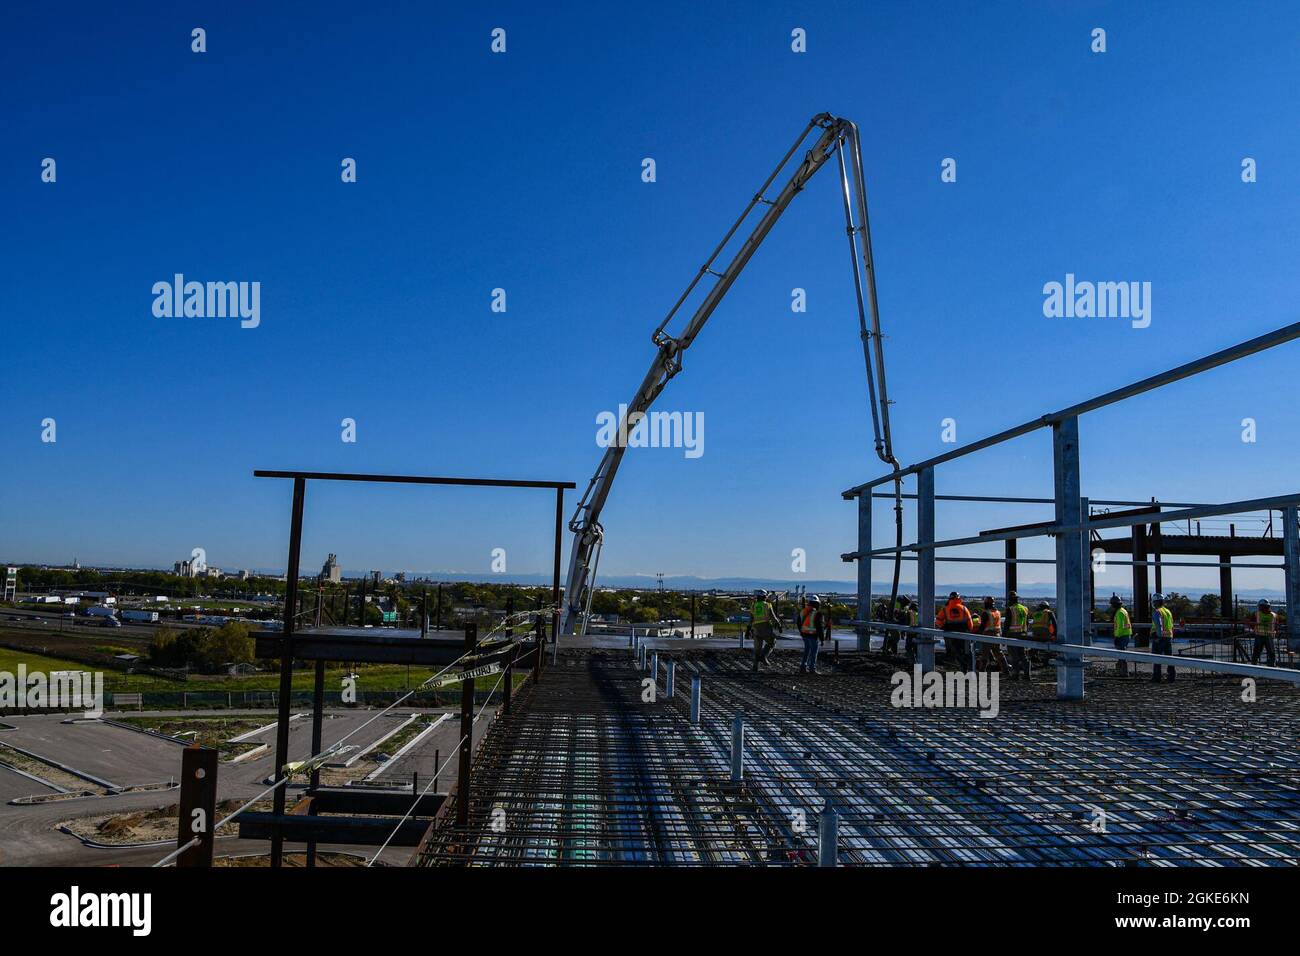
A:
3 568 16 603
174 559 197 578
321 554 341 584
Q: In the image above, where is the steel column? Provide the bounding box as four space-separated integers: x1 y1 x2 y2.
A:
1285 507 1300 652
176 745 218 867
1219 554 1233 622
915 467 936 671
857 492 872 651
551 487 564 671
1053 417 1085 699
1133 523 1150 646
271 476 305 868
306 658 325 867
1005 538 1017 605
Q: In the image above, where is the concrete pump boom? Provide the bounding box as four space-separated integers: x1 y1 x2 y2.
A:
561 113 902 636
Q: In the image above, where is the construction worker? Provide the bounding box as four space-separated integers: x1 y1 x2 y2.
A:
1110 594 1133 677
940 591 974 668
798 594 831 674
751 589 781 666
1005 590 1031 680
883 595 905 655
1030 601 1057 668
1151 593 1176 682
976 596 1009 674
904 598 919 661
1251 599 1277 666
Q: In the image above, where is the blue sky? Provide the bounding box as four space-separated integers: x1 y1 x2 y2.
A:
2 1 1298 595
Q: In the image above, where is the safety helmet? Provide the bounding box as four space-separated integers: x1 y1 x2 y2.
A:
808 594 821 605
1037 601 1050 610
754 589 767 599
1008 591 1018 602
1153 593 1165 604
948 591 960 601
983 596 995 608
1259 599 1270 609
1109 594 1121 607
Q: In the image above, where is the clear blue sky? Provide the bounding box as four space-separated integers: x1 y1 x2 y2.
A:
3 1 1298 596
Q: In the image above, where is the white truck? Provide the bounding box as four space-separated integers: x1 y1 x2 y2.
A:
121 610 159 623
82 605 121 627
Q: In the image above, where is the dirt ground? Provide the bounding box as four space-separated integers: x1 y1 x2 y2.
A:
60 798 273 845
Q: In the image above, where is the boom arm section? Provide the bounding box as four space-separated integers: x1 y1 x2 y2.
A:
562 113 899 635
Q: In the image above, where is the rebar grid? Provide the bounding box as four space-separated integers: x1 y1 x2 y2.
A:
414 650 1300 867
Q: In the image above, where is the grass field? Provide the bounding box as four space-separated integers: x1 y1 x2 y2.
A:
0 646 523 695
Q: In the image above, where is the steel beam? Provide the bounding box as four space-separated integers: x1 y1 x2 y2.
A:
238 813 431 847
843 320 1300 496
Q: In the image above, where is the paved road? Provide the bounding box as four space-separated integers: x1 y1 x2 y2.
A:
0 766 56 803
1 720 182 789
0 708 458 866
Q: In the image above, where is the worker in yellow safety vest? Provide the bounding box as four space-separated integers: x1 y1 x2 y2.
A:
1150 593 1176 683
904 599 919 661
1030 601 1057 669
1109 594 1133 677
1031 602 1057 640
1005 591 1031 681
751 589 782 666
1251 599 1277 666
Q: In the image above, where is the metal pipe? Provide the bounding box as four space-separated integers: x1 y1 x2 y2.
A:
862 620 1300 683
690 676 701 724
730 715 745 782
818 804 838 867
457 623 477 828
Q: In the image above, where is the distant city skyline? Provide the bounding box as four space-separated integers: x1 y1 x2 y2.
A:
4 3 1299 598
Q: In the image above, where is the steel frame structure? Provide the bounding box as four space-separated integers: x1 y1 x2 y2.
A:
415 650 1300 867
251 469 573 866
842 321 1300 699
